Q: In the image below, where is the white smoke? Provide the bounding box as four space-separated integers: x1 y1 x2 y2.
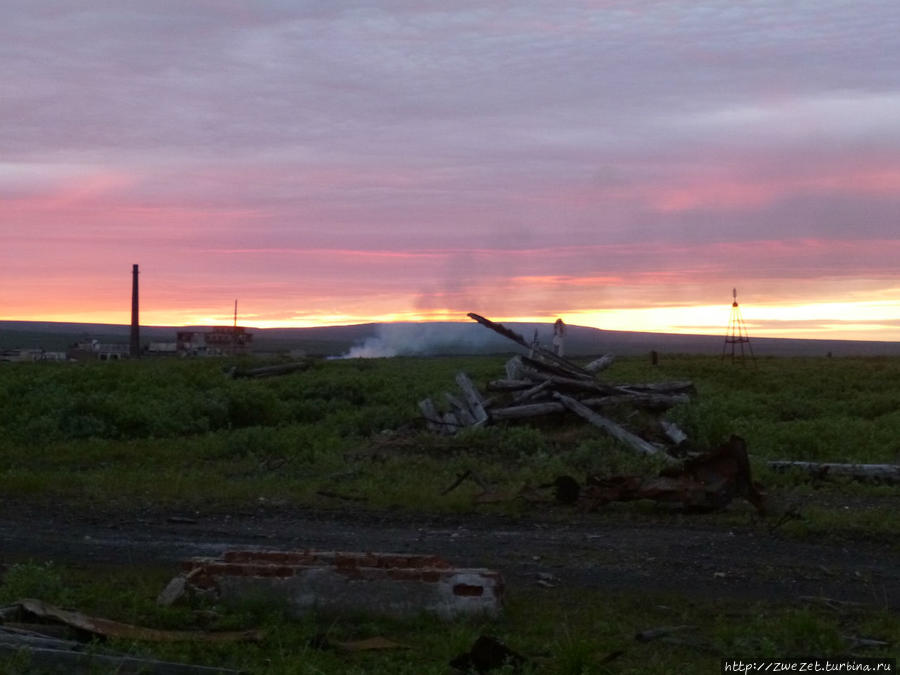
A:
340 322 517 359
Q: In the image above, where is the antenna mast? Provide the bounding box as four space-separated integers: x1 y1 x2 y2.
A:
722 288 755 365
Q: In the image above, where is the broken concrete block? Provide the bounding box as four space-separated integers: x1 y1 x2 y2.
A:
178 550 503 619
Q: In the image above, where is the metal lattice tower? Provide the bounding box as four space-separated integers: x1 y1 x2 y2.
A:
722 288 755 364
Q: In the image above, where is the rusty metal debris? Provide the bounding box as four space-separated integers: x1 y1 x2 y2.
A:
581 435 766 514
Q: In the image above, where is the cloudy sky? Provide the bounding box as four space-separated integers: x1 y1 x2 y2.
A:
2 1 899 339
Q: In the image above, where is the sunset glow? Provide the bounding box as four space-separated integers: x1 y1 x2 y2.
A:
2 3 899 343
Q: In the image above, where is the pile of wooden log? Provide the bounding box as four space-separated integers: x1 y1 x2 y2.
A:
418 314 694 462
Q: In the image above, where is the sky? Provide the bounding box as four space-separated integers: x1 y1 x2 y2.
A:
2 1 899 340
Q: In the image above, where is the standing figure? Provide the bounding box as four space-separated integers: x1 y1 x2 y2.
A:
552 318 567 357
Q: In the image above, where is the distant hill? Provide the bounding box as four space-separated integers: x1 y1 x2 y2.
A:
2 319 899 357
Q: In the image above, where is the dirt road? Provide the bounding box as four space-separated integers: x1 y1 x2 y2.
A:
0 502 896 607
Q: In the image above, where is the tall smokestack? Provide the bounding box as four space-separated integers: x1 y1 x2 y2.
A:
130 264 140 358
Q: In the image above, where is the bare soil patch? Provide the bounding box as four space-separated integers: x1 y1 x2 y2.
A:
1 496 896 609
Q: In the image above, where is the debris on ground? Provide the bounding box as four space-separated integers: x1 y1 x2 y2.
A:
0 625 248 674
419 313 692 465
0 599 262 643
634 624 697 642
169 550 503 620
449 635 529 673
308 633 411 652
768 460 900 484
225 360 310 379
421 314 768 514
581 435 766 515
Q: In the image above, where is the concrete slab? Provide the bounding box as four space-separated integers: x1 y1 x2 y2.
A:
181 549 503 619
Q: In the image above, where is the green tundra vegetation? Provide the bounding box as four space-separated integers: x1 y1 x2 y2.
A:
0 354 897 521
0 354 897 673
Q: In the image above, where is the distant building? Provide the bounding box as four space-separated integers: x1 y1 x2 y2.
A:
176 327 253 357
0 348 67 363
147 341 178 356
66 340 130 361
1 348 45 362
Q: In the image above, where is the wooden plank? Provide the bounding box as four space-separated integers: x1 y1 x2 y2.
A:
519 354 593 381
467 313 593 378
512 379 552 404
583 393 690 409
519 367 612 394
585 354 615 373
0 643 244 674
491 401 566 420
418 398 443 432
616 381 695 395
444 392 476 426
505 356 526 380
490 393 690 421
660 420 688 445
487 378 533 392
442 411 462 433
455 372 489 426
554 393 676 461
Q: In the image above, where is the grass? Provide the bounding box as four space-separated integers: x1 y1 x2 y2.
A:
0 355 898 531
1 561 896 674
0 355 897 673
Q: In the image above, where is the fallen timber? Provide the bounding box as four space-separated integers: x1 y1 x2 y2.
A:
467 313 592 379
419 313 696 461
489 393 690 421
415 313 771 514
768 460 900 484
554 392 675 461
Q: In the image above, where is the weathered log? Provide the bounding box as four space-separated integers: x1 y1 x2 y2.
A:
590 393 690 410
767 461 900 483
487 378 533 392
418 398 444 432
455 372 488 426
467 312 531 349
444 392 475 426
229 361 309 379
553 393 676 461
467 313 592 378
0 643 244 674
491 401 567 420
660 420 688 445
585 354 615 373
505 356 526 380
616 381 695 395
512 379 552 404
490 393 691 421
442 411 462 431
519 354 594 381
520 369 612 394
